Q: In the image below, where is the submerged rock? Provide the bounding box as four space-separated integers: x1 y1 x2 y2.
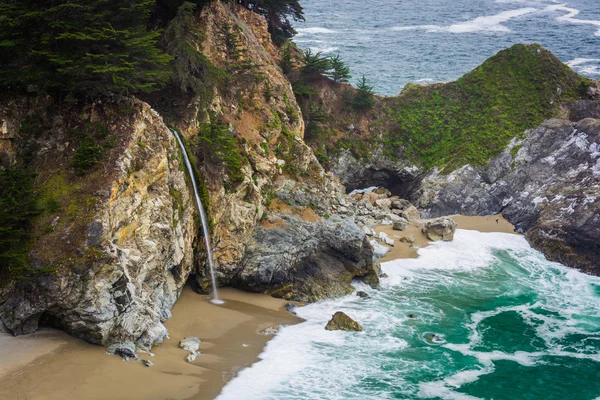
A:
356 291 370 299
422 217 458 241
325 312 363 332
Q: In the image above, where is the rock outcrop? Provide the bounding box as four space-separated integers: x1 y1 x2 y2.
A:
325 312 363 332
235 214 378 302
0 98 197 353
411 101 600 273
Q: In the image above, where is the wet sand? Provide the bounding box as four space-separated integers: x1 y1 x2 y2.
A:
0 287 300 400
376 214 516 262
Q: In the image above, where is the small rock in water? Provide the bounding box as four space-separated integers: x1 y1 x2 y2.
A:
284 303 297 315
356 291 370 299
325 312 363 332
379 272 389 279
141 359 153 367
179 336 201 352
407 314 416 319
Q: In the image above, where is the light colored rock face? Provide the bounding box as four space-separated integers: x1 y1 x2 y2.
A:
325 312 363 332
0 99 197 352
422 217 458 241
411 101 600 273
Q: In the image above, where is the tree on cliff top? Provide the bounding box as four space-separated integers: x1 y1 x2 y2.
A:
0 0 172 96
353 75 375 109
328 54 351 83
240 0 304 42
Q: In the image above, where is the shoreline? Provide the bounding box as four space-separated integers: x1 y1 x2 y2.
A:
0 287 301 400
0 214 516 400
376 214 515 262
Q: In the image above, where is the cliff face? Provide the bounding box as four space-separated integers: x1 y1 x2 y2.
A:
0 3 378 352
0 98 196 355
411 101 600 274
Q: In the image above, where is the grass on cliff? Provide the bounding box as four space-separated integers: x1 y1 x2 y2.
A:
383 44 588 171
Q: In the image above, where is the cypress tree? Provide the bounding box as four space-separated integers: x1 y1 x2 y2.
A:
353 75 376 110
0 0 173 96
328 54 351 83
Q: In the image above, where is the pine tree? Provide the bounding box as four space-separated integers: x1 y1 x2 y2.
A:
0 168 40 278
301 49 331 79
328 54 351 83
243 0 304 42
280 42 293 74
353 75 376 110
0 0 173 96
161 2 215 93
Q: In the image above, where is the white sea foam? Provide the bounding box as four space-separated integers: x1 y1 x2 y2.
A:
567 58 600 76
296 27 338 35
391 8 537 34
448 7 538 33
545 3 600 36
217 229 600 400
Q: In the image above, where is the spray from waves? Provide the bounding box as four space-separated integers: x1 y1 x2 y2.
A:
216 230 600 400
545 3 600 36
391 7 537 33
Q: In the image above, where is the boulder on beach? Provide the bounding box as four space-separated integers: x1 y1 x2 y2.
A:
325 312 363 332
400 206 421 223
399 234 417 244
179 336 201 352
393 218 409 231
422 217 458 241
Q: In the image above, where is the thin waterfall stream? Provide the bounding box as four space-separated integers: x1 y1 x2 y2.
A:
171 129 224 305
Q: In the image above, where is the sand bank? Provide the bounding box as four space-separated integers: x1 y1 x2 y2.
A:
0 287 300 400
376 214 516 262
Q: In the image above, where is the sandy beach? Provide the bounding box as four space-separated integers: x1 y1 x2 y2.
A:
0 214 516 400
0 287 300 400
376 214 516 262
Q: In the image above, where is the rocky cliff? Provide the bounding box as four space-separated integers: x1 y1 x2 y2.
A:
301 45 599 275
0 3 378 354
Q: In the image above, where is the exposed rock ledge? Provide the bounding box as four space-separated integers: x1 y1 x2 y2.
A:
411 101 600 274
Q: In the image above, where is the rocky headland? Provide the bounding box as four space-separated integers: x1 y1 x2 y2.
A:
0 1 598 366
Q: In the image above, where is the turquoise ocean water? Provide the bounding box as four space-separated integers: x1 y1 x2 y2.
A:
218 231 600 400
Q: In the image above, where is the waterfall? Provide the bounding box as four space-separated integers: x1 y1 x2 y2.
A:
171 129 224 305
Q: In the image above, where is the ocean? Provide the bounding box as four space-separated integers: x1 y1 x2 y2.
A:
218 231 600 400
292 0 600 95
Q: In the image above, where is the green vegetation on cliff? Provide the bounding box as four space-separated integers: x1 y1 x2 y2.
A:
0 168 40 279
383 44 587 171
